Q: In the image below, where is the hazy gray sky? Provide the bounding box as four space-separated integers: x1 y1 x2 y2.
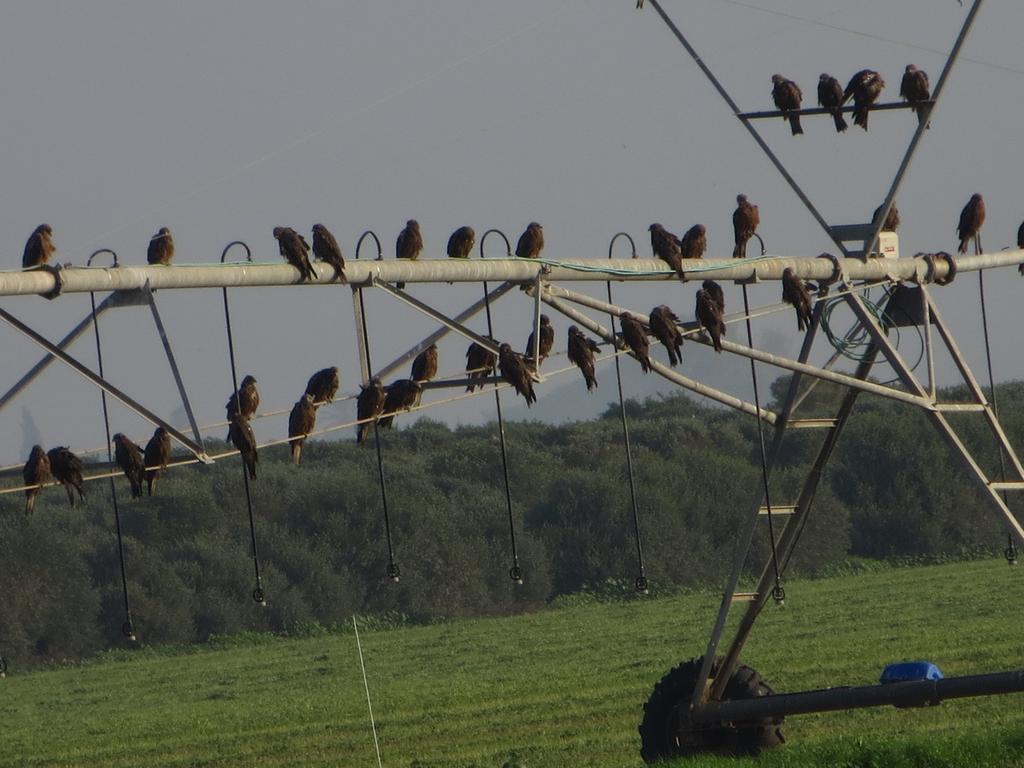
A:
2 1 1022 466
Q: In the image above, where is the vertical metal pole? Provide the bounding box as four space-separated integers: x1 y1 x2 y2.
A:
86 249 135 642
355 232 400 582
532 273 543 370
352 617 384 768
479 229 523 584
141 282 205 449
607 233 647 593
220 242 266 606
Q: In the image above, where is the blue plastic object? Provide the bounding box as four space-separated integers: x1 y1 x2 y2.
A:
880 661 944 684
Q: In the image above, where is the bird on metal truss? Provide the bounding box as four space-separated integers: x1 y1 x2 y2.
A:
957 194 985 255
525 315 555 368
288 394 317 465
305 367 340 406
312 223 345 279
900 65 931 127
696 283 726 353
143 426 171 496
873 202 900 233
395 219 423 290
465 341 497 392
379 379 422 428
567 325 600 392
649 305 683 367
620 312 653 373
515 222 545 260
771 74 804 136
447 226 476 259
273 226 317 282
147 227 174 265
649 223 684 278
226 375 260 439
702 278 725 315
411 344 439 383
842 69 885 131
47 446 85 507
817 74 847 133
678 224 707 260
356 378 386 444
228 414 258 479
1017 221 1024 276
22 224 55 269
498 343 537 406
732 195 760 259
23 445 51 515
782 268 814 333
113 433 146 499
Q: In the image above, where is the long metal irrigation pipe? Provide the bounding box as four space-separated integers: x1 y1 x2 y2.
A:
2 250 1022 296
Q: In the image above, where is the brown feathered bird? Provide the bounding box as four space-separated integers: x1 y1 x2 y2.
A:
567 325 600 391
226 375 259 438
147 227 174 265
817 73 848 133
620 312 652 373
395 219 423 289
679 224 707 260
649 223 684 277
525 315 555 367
305 367 340 406
22 224 55 269
732 195 760 259
143 426 171 496
1017 220 1024 276
900 65 931 126
465 341 497 392
228 414 258 479
498 343 537 406
273 226 316 282
702 279 725 314
873 203 900 232
447 226 476 259
782 268 814 332
411 344 439 383
312 223 345 278
771 74 804 135
288 393 317 465
379 379 422 428
957 193 985 255
23 445 51 515
696 286 726 352
47 446 85 507
515 222 545 260
649 305 683 367
842 69 885 131
356 378 386 444
113 433 145 499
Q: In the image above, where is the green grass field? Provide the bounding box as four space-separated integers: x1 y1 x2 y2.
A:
2 559 1023 767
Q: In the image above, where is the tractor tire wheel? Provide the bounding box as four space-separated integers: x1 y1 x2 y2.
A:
638 656 784 763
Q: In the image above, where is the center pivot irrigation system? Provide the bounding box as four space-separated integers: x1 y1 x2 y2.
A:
1 0 1023 759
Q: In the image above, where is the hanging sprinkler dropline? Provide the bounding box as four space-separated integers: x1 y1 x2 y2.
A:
87 248 136 643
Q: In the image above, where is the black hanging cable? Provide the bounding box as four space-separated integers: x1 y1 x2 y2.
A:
220 242 267 604
740 237 785 604
355 232 400 582
607 233 648 594
479 229 523 584
86 249 137 641
973 235 1017 566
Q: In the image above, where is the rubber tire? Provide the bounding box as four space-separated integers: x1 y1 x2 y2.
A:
638 656 784 763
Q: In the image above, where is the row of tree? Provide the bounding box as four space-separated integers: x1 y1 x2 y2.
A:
1 376 1020 667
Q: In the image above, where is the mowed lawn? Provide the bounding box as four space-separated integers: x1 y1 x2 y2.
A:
2 559 1023 767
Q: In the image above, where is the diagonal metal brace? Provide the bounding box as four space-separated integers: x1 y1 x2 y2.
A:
0 305 211 462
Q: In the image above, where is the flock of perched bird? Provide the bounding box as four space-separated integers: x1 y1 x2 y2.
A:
14 189 1022 515
770 65 930 135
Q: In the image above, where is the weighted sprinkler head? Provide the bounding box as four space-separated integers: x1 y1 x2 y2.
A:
122 621 137 642
635 575 650 595
252 586 267 607
772 584 786 606
509 565 524 585
387 562 401 583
